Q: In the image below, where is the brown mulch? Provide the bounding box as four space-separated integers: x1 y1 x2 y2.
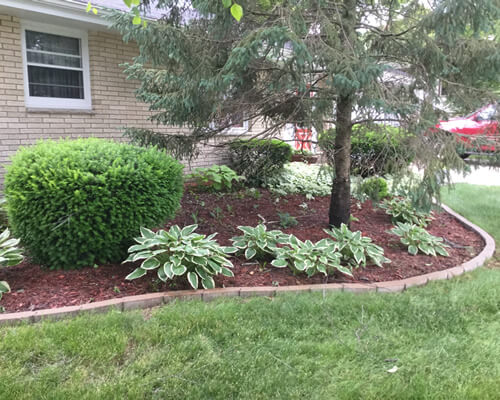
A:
0 189 483 313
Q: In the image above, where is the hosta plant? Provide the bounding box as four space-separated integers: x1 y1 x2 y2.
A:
390 222 449 256
324 224 390 267
230 224 290 261
272 236 352 277
0 228 24 310
380 197 433 227
123 225 236 290
265 162 333 198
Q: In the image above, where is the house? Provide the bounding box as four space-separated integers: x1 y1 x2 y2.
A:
0 0 290 186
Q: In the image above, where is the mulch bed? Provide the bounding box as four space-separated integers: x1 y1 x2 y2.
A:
0 189 484 313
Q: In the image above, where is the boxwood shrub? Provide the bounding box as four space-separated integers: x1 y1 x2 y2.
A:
5 138 184 270
228 139 293 186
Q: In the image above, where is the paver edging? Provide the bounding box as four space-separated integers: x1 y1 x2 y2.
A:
0 203 495 326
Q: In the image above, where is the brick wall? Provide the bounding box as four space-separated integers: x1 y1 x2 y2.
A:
0 13 256 185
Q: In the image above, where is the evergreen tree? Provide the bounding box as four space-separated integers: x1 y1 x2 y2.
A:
110 0 499 226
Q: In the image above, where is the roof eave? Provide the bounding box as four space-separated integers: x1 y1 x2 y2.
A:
0 0 112 28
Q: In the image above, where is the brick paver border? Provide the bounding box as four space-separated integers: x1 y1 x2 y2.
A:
0 204 495 326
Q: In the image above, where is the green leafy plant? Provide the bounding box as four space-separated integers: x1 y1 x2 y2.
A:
0 228 24 310
277 212 298 229
5 138 184 270
272 236 351 277
228 139 293 186
390 222 450 256
230 224 290 261
190 211 199 225
380 197 433 227
123 225 236 290
187 165 245 192
266 162 333 197
356 176 389 202
324 224 390 267
210 207 224 223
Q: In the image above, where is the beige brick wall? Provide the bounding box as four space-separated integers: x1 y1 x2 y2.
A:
0 13 258 185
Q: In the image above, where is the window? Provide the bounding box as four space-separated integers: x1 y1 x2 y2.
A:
21 22 91 110
210 111 249 135
226 112 249 134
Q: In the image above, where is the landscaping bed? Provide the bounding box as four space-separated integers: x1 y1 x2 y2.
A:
0 189 483 313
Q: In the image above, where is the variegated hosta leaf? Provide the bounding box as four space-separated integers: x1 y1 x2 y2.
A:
141 258 160 270
202 276 215 289
172 264 187 276
220 267 234 277
0 229 24 268
271 258 288 268
187 271 199 289
245 247 257 260
163 262 174 279
0 280 10 293
126 267 147 280
140 226 156 239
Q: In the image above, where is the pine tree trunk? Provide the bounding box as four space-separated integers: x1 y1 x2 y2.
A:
328 0 356 228
329 95 353 227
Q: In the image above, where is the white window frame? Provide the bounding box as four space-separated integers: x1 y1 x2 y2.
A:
21 20 92 110
226 119 249 135
209 117 249 135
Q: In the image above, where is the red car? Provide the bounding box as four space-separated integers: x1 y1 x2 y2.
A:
436 103 499 155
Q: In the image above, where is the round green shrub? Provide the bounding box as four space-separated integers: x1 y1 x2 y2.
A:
5 138 184 270
228 139 293 186
358 176 389 202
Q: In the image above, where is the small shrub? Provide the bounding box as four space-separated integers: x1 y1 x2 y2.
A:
187 165 245 192
123 225 236 290
228 139 293 186
0 228 24 310
230 224 290 261
277 212 298 229
5 139 184 269
272 236 351 277
356 176 389 202
266 162 333 198
380 197 433 227
390 222 449 256
319 125 414 176
324 224 390 267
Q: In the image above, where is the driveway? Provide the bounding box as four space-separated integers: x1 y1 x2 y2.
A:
450 164 500 186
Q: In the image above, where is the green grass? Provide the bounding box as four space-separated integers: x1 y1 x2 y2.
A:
0 184 499 399
442 183 500 242
1 274 500 399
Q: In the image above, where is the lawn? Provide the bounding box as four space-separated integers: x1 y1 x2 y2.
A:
0 184 498 400
442 183 500 243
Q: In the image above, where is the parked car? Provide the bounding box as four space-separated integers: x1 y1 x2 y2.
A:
436 103 499 156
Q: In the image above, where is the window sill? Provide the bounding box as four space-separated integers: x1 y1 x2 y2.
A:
26 107 95 115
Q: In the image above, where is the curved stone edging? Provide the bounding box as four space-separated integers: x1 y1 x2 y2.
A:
0 204 495 326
